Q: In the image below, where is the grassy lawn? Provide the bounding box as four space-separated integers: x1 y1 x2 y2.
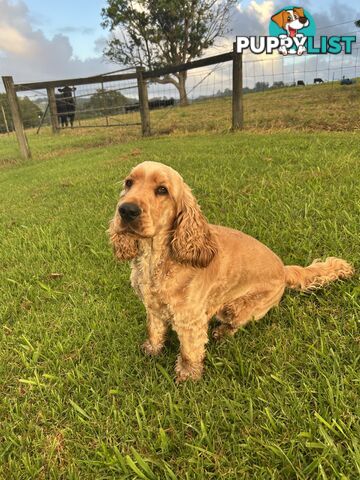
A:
0 120 359 477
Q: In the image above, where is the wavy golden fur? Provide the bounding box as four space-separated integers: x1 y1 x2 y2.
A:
108 161 354 382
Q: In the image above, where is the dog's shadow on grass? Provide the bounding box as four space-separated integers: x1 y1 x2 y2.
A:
161 317 223 354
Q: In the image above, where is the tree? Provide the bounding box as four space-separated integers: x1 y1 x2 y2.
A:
86 89 130 116
0 94 11 133
101 0 236 105
20 97 43 129
0 94 42 132
272 81 285 89
254 82 269 92
355 20 360 28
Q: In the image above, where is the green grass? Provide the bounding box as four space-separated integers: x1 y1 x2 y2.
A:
0 113 359 477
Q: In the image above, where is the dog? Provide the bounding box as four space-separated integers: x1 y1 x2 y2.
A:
108 161 354 382
271 7 309 55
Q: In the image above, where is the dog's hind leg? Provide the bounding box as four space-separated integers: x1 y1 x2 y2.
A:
213 284 285 340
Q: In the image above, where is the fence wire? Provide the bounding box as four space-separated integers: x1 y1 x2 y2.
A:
1 48 359 135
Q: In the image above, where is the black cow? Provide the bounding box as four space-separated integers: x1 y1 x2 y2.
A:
55 86 76 127
149 98 175 109
314 78 324 84
55 93 67 127
340 76 353 85
297 80 305 86
124 103 140 114
124 97 175 114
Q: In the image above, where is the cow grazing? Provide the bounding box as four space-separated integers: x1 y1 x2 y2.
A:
340 77 353 86
55 86 76 127
149 98 175 109
314 78 324 84
125 98 175 114
297 80 305 86
124 103 140 114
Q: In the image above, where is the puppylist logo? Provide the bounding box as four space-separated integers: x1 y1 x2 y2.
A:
236 6 356 56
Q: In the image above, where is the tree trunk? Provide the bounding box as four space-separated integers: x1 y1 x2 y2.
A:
152 72 188 106
178 71 188 106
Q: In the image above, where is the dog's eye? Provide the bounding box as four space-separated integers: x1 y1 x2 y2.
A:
125 179 133 188
155 186 168 195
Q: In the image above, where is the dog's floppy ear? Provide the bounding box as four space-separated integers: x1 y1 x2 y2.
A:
271 10 287 29
293 7 305 18
170 184 217 268
108 213 139 261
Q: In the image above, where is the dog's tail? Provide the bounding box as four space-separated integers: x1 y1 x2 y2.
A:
284 257 354 291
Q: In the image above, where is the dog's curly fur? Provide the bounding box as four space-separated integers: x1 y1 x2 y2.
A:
108 161 354 382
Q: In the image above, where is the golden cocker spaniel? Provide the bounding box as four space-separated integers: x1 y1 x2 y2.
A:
109 161 354 382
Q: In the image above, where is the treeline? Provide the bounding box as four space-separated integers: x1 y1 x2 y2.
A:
195 82 292 102
0 94 42 133
75 89 137 119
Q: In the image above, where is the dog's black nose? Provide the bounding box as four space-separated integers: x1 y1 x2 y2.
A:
299 16 308 24
119 203 141 222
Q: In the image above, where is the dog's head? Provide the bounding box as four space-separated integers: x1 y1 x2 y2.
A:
271 7 309 36
108 161 217 267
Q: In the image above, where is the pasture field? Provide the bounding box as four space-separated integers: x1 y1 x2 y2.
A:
1 80 359 169
0 89 359 479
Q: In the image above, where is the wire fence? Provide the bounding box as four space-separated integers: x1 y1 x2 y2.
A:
0 77 141 132
149 47 360 99
1 48 359 138
242 46 360 88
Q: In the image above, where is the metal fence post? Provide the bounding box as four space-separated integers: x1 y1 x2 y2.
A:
136 67 151 136
2 76 32 159
232 42 244 130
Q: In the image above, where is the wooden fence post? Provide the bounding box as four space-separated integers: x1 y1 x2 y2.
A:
47 87 59 133
232 42 244 130
136 67 151 136
2 76 32 159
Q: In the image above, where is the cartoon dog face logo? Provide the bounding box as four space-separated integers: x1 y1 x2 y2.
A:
271 7 309 55
271 7 309 37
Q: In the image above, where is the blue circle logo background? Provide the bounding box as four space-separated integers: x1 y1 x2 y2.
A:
269 6 316 37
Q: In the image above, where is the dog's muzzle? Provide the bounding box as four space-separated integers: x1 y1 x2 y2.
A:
119 202 141 222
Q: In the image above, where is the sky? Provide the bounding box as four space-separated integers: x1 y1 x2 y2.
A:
19 0 107 61
0 0 359 90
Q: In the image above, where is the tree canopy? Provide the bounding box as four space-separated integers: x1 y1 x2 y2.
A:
101 0 236 105
86 89 130 116
0 94 42 133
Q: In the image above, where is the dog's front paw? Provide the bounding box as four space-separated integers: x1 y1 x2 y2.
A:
175 355 203 383
278 46 288 56
141 339 163 356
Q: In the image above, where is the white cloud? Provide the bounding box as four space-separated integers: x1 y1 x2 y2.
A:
0 24 30 55
0 0 359 95
239 0 275 27
0 0 114 90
